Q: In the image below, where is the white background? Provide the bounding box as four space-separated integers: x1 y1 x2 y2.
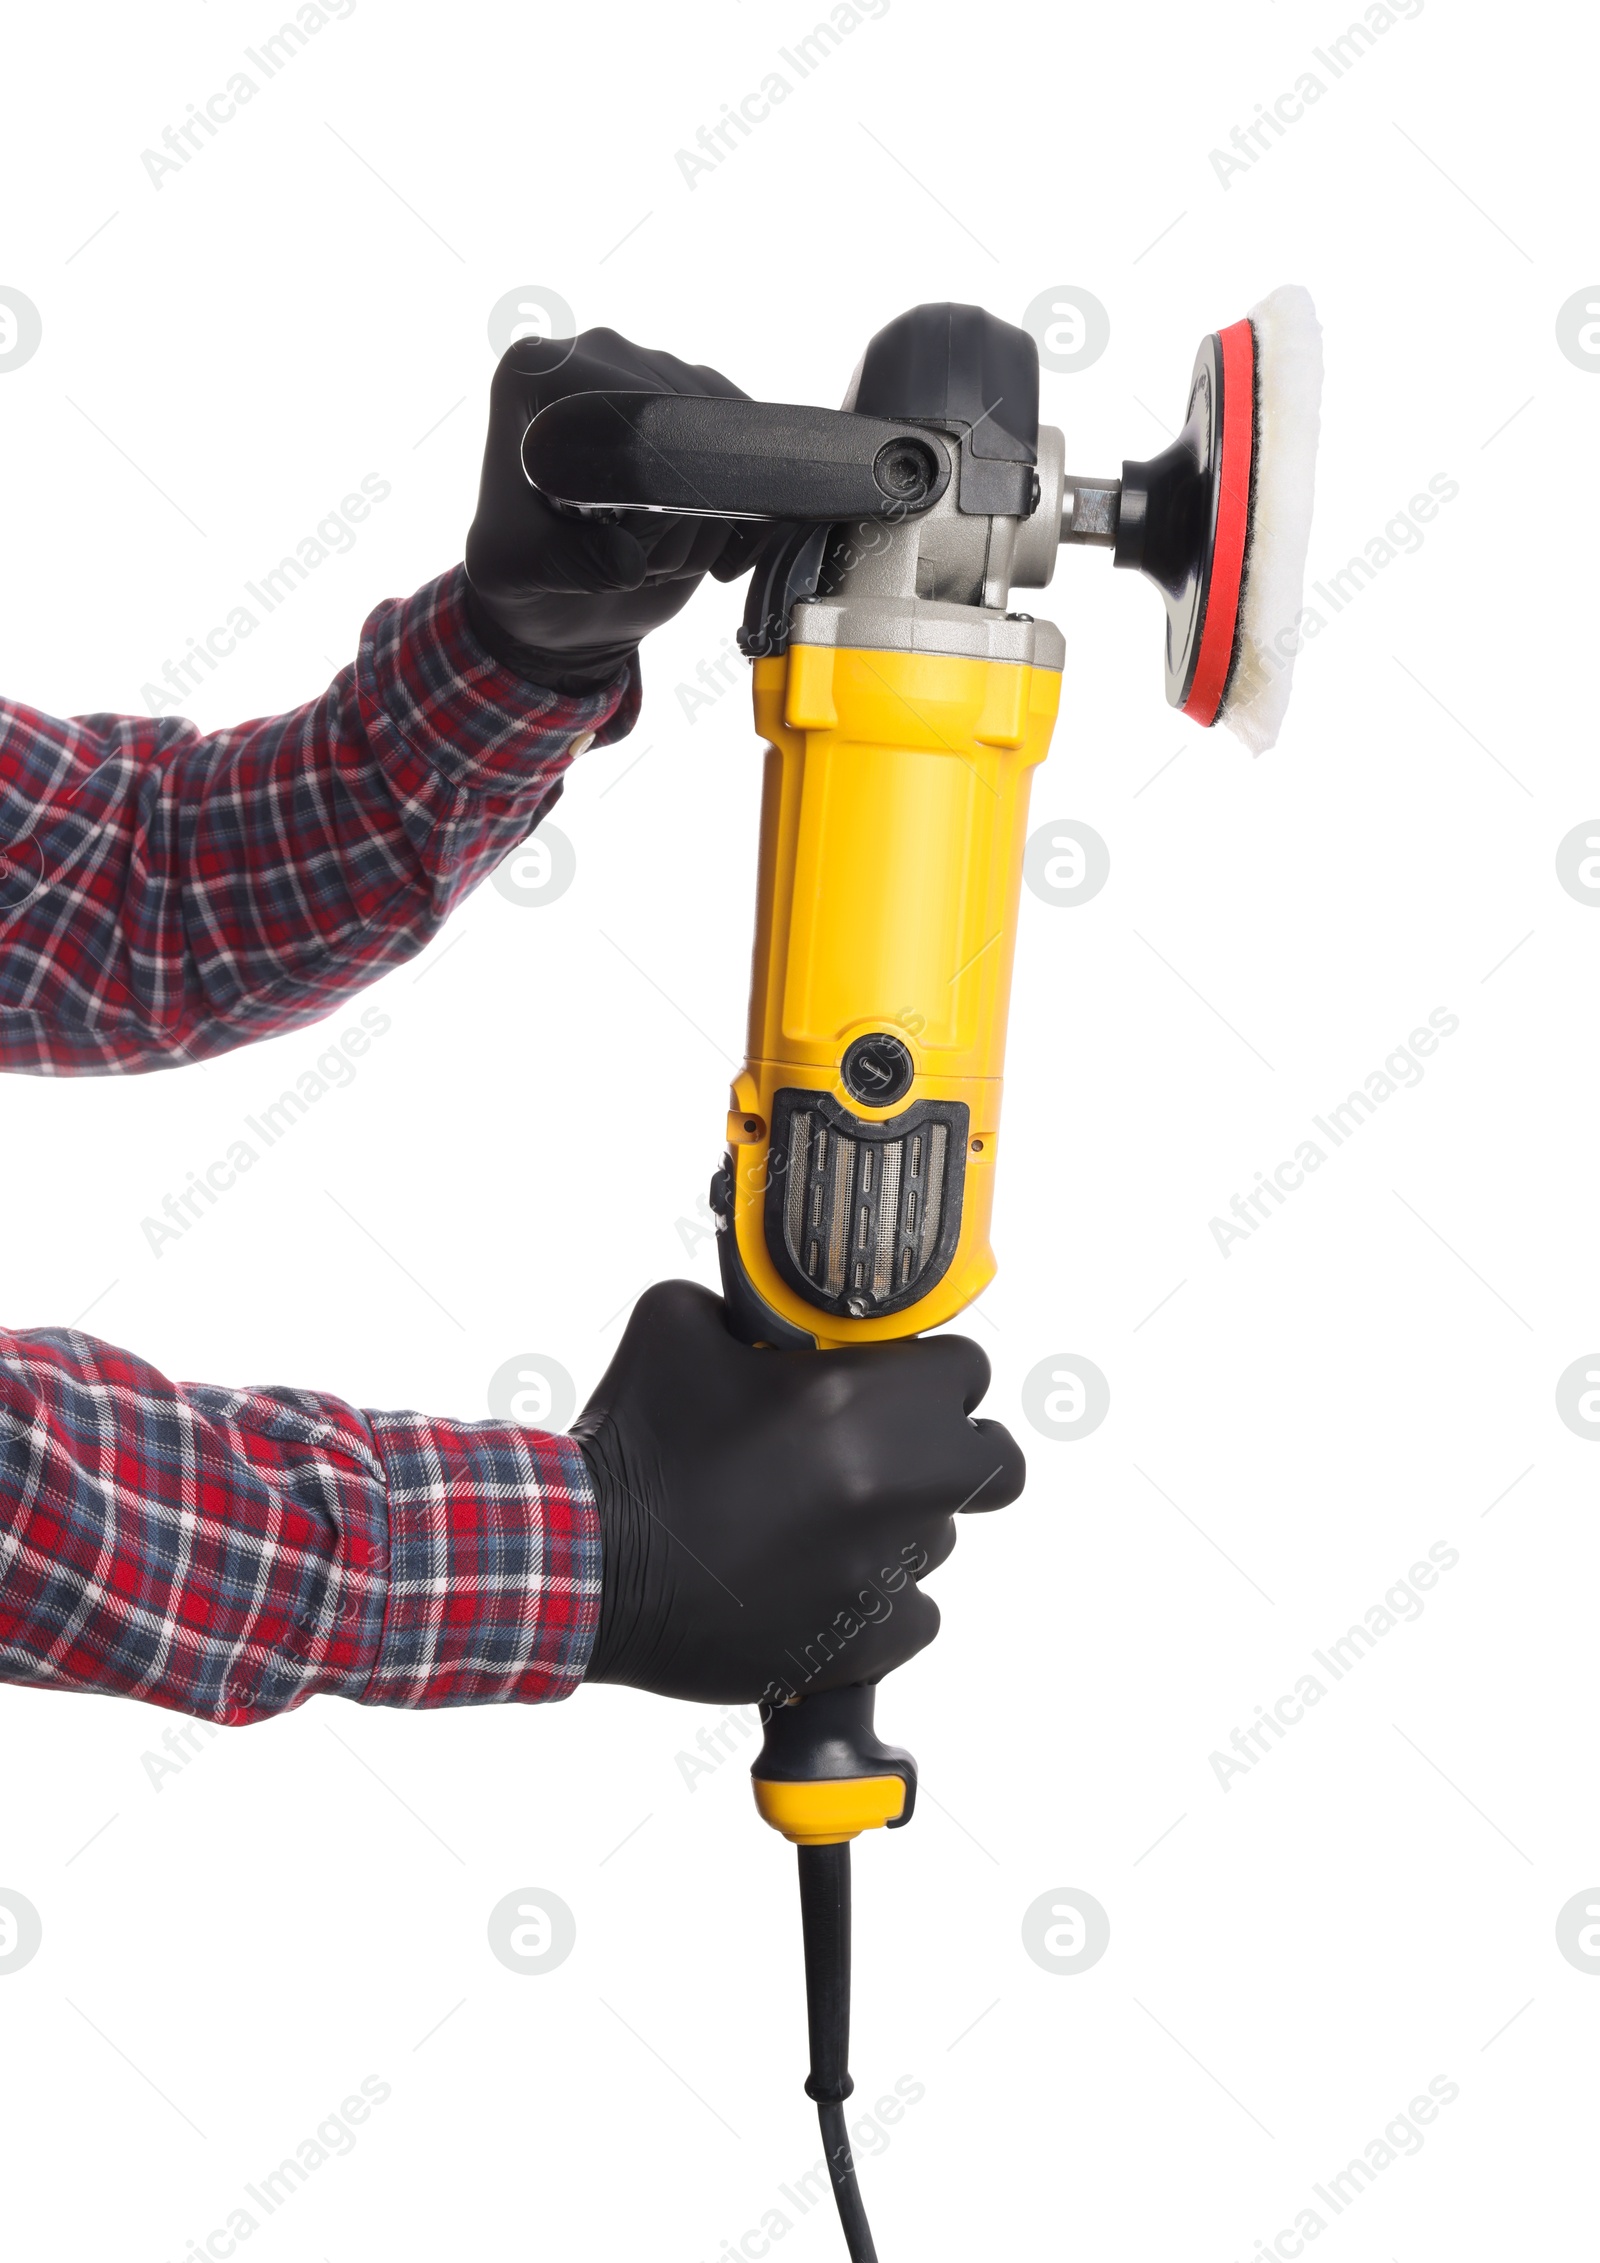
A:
0 1 1595 2256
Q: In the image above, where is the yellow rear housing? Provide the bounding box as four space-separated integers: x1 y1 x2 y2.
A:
723 639 1061 1350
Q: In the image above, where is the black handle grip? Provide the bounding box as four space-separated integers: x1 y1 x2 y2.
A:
755 1684 918 1826
521 392 951 523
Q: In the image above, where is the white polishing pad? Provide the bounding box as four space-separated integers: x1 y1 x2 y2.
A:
1221 284 1324 754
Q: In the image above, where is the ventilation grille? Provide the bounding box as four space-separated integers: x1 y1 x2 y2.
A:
766 1090 968 1319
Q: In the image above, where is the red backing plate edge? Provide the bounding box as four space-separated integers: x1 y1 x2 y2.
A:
1182 318 1255 727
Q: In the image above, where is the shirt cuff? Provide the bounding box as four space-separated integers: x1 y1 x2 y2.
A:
358 1415 602 1707
356 563 637 796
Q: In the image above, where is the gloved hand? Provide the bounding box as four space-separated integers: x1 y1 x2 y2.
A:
464 327 751 693
574 1281 1025 1707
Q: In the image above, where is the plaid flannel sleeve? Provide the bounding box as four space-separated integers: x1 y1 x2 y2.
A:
0 563 638 1075
0 1327 603 1720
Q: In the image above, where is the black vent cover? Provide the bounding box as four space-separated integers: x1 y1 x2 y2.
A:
765 1089 968 1320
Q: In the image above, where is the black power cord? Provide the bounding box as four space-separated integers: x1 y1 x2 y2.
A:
796 1842 878 2263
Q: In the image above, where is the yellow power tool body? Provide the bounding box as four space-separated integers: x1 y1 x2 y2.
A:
726 640 1060 1350
698 306 1071 1856
724 632 1062 1844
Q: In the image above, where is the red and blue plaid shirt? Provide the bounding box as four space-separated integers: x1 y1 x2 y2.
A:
0 566 634 1723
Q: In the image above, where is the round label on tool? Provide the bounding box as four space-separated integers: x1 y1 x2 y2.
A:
840 1033 914 1107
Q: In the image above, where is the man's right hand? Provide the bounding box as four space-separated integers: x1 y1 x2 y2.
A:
573 1281 1025 1708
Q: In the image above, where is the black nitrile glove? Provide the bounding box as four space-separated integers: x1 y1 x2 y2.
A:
574 1281 1025 1707
464 327 751 694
